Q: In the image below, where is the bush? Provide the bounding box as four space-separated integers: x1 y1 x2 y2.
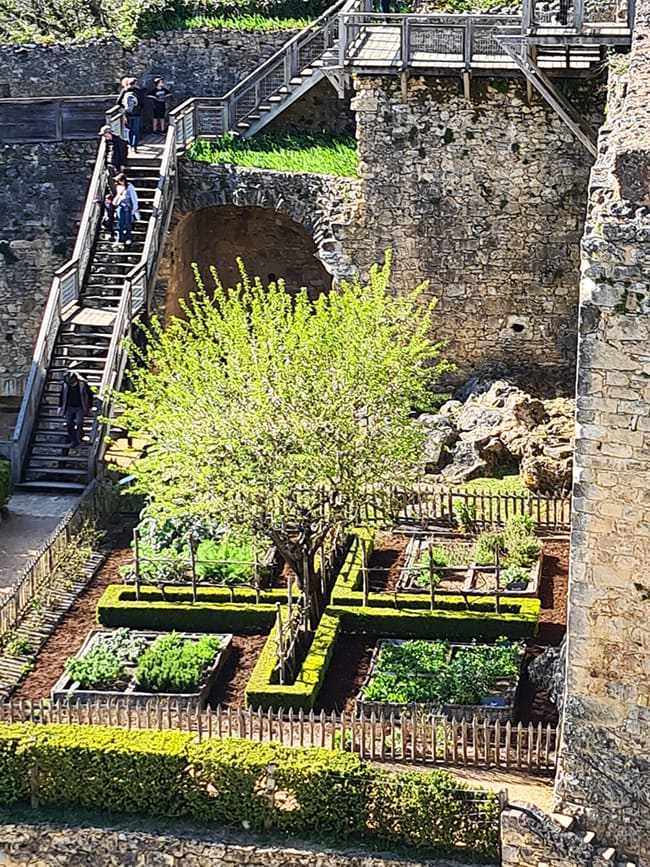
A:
134 632 222 691
245 611 341 711
472 531 505 566
64 642 125 689
96 585 278 633
0 458 13 510
0 724 499 858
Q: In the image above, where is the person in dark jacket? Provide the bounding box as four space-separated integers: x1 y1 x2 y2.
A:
117 77 144 153
99 124 128 237
57 371 93 448
147 77 172 135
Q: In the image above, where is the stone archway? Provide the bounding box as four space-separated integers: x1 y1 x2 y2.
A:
165 204 333 318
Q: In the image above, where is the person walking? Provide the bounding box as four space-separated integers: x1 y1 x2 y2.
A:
57 370 93 449
118 77 144 153
112 172 140 249
148 77 172 135
99 124 128 238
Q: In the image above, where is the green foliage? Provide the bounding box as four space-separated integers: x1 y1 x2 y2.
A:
461 474 526 495
115 256 450 590
472 531 506 566
188 133 359 177
96 584 278 633
0 724 498 857
64 643 125 689
0 459 13 509
501 565 531 587
134 632 222 691
245 611 340 711
171 12 308 29
363 638 522 706
453 501 477 533
195 535 256 583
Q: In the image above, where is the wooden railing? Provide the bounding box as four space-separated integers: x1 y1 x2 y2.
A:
0 698 558 772
0 95 115 144
8 140 109 483
88 120 179 476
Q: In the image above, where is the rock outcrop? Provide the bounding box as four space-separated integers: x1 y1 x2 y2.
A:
419 380 574 494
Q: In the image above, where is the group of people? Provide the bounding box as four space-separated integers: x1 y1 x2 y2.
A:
98 74 171 249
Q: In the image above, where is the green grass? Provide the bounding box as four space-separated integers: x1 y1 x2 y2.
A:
460 475 528 495
187 133 359 177
170 13 308 30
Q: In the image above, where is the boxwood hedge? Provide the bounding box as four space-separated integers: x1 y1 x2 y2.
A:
0 723 499 858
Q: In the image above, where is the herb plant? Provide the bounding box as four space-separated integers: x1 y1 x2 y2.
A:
195 535 256 583
134 632 222 692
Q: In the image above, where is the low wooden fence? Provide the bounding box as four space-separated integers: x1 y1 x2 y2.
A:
0 698 557 773
362 485 571 531
0 482 135 638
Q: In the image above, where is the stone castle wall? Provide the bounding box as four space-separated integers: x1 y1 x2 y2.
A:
0 30 292 103
553 9 650 866
0 140 96 398
0 821 482 867
348 75 602 384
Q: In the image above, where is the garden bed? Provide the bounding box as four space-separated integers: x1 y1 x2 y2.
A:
51 628 232 710
356 638 523 722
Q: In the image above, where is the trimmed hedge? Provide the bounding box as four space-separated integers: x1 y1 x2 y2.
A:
334 600 539 641
0 723 498 858
96 585 276 633
245 611 341 712
0 458 13 510
332 529 375 599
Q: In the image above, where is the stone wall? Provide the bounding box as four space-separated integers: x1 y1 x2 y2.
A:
0 821 484 867
349 75 602 384
0 30 293 103
554 10 650 866
163 160 363 315
501 804 637 867
0 140 96 398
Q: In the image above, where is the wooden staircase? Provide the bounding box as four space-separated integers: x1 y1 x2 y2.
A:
15 144 166 493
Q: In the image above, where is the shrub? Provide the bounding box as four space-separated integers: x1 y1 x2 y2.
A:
502 515 541 568
0 724 498 858
472 531 505 566
453 501 477 533
0 458 12 510
96 584 278 633
134 632 222 692
64 642 125 689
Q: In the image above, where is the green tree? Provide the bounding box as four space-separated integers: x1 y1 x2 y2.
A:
116 255 450 604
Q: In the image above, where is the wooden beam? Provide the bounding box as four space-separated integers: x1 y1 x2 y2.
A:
463 70 472 101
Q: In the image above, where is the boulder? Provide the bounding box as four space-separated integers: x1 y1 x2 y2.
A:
417 413 458 472
440 440 490 483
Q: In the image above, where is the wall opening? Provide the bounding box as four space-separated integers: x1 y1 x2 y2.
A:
166 205 332 318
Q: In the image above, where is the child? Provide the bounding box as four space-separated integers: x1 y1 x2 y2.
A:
112 173 140 250
148 77 172 135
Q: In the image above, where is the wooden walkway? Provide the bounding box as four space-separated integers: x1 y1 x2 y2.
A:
342 18 618 74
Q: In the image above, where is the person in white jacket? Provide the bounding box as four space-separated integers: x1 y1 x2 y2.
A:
112 172 140 249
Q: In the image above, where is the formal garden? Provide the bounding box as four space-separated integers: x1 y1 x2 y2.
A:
0 260 570 859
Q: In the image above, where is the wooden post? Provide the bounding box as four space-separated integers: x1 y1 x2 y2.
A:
276 602 285 686
189 533 197 603
429 546 435 612
361 536 369 607
133 528 140 601
573 0 584 31
494 545 501 613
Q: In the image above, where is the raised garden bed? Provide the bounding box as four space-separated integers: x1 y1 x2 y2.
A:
51 628 232 709
398 534 543 598
356 638 523 722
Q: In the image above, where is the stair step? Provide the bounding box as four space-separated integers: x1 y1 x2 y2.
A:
269 94 285 103
16 481 86 493
601 849 616 862
24 467 87 478
583 831 596 845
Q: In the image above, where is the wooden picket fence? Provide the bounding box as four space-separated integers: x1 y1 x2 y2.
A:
365 486 571 531
0 698 557 773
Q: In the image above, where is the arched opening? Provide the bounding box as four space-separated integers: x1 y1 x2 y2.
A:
166 205 332 318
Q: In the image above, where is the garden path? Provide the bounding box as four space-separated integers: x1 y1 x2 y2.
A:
0 493 79 588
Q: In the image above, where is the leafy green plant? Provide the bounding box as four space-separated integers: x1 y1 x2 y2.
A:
362 638 523 706
472 531 505 566
195 535 256 583
188 132 359 177
501 565 530 587
0 459 13 510
453 501 477 533
65 643 125 689
502 515 541 568
134 632 222 692
4 636 32 657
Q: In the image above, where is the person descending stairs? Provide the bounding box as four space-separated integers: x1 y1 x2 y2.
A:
18 139 165 493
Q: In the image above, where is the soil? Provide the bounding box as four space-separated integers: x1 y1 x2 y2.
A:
12 530 133 701
12 529 569 726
